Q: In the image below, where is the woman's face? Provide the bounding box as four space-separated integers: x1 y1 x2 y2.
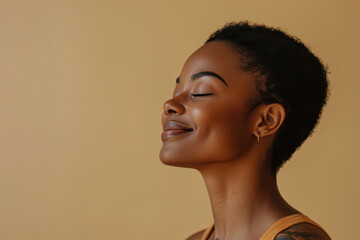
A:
160 41 259 168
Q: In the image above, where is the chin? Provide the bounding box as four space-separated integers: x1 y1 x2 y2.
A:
159 148 199 168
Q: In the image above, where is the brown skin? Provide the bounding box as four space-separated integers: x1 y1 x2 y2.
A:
160 41 329 240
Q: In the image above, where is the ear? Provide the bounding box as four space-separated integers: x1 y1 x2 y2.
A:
253 103 286 139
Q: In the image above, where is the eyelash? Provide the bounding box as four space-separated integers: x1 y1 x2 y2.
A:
191 93 213 97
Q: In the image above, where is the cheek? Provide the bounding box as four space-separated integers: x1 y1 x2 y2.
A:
193 103 252 161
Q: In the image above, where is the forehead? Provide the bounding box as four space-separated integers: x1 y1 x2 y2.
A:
180 41 256 93
182 41 241 76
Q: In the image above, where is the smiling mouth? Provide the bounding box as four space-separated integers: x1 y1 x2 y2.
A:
161 129 193 140
161 121 193 141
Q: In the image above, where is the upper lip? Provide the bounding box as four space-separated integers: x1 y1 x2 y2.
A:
162 120 193 131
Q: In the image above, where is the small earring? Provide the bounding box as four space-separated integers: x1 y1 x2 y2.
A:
264 129 268 133
256 132 260 144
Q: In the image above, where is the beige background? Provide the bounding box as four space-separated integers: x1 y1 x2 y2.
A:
0 0 359 239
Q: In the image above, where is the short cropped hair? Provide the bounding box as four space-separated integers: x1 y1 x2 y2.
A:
206 22 329 174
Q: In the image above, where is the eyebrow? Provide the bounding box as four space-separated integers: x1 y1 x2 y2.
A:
176 71 228 87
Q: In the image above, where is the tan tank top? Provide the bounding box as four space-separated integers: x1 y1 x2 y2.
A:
201 214 331 240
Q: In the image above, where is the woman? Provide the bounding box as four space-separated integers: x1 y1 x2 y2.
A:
159 22 331 240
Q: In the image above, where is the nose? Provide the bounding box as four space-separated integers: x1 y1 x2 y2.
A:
163 96 186 116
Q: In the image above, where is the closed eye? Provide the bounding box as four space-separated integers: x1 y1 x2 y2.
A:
191 93 213 97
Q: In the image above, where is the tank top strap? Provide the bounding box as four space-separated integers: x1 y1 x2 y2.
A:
201 214 330 240
201 223 214 240
259 214 331 240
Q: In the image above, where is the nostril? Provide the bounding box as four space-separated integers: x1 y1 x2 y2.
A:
167 109 177 114
163 97 185 115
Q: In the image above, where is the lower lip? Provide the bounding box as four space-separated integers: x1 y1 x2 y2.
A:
161 130 192 141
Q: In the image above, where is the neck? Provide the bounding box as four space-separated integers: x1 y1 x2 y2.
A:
197 155 298 240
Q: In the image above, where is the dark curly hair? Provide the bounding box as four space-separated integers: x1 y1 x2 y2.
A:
206 21 329 174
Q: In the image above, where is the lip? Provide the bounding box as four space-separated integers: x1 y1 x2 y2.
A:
161 121 193 141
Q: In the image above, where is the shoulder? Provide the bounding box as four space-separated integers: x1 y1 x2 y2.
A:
274 222 331 240
186 228 207 240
